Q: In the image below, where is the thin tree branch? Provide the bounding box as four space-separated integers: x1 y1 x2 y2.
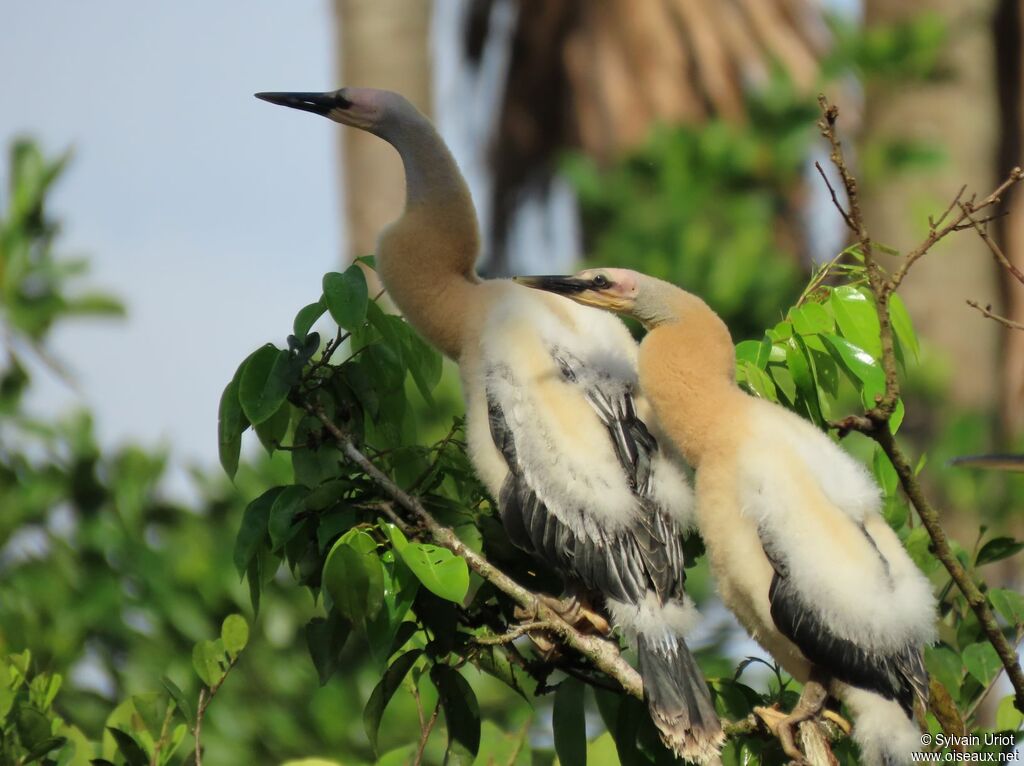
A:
304 403 645 700
966 300 1024 331
413 700 441 766
473 621 558 646
958 203 1024 285
814 160 856 234
889 172 1023 295
815 95 1024 714
194 688 206 766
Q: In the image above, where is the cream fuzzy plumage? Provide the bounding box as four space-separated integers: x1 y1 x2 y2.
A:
519 269 937 766
635 279 935 766
257 87 724 761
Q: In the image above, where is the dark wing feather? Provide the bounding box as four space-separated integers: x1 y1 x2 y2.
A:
486 353 687 608
762 534 927 715
562 351 685 602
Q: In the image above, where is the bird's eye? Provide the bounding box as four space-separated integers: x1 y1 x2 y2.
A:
592 274 609 288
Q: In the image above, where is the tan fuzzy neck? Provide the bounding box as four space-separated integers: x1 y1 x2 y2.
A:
375 119 482 360
638 299 747 467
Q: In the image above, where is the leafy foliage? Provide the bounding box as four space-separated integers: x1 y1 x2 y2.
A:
220 240 1022 762
0 142 446 765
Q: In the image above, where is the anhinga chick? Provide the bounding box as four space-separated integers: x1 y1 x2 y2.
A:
519 268 937 766
256 88 724 761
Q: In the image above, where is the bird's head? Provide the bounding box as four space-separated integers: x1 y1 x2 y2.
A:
514 268 641 314
254 87 416 137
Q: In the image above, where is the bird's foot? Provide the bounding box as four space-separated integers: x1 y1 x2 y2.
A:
550 593 612 635
529 592 611 636
754 677 830 765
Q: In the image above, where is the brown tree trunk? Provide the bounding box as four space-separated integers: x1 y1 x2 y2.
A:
333 0 433 262
994 0 1024 438
860 0 1001 410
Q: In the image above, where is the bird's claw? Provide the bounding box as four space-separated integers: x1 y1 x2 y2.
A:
754 678 832 766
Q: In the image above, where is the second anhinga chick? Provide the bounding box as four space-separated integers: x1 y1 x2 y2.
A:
255 88 723 761
518 268 937 766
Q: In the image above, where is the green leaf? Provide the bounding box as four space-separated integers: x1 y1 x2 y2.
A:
889 398 905 434
217 363 249 480
962 642 1001 686
785 338 822 424
769 365 797 404
904 527 940 574
323 265 369 331
830 286 881 358
268 485 309 552
975 536 1024 567
253 400 291 454
789 302 834 336
402 329 443 404
432 665 481 766
22 736 66 763
398 543 469 603
735 339 771 369
823 334 885 407
233 487 281 577
996 694 1024 730
192 639 227 688
889 293 919 361
872 447 898 496
239 344 294 425
15 705 51 751
294 298 327 341
306 612 352 685
221 614 249 657
106 728 149 766
740 361 777 401
924 645 962 697
989 589 1024 626
553 677 587 766
131 693 164 736
322 532 386 624
363 649 423 755
366 551 421 670
160 676 194 728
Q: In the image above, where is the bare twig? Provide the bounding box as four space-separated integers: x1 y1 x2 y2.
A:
958 203 1024 285
966 300 1024 331
413 700 441 765
473 621 558 646
889 171 1023 295
814 160 857 234
815 95 1024 714
194 688 206 766
193 655 240 766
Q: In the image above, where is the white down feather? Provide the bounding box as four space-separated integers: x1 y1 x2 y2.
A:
738 399 936 654
461 280 695 541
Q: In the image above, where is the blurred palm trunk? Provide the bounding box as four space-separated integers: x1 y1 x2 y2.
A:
473 0 829 273
994 0 1024 438
333 0 434 265
860 0 1000 412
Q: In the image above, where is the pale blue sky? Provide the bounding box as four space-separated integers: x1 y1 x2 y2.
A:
2 2 344 489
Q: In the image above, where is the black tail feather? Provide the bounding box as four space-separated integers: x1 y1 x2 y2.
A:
637 633 723 763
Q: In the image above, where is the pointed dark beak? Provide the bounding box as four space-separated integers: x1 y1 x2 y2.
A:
513 275 594 295
254 90 351 116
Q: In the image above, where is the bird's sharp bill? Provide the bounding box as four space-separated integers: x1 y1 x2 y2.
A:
513 275 594 295
513 275 625 310
254 91 348 115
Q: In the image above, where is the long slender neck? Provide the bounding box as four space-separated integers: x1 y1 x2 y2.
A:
373 112 481 360
638 293 744 467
